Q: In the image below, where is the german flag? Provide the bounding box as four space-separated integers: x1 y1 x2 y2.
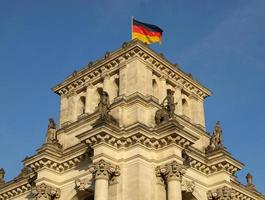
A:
132 18 163 45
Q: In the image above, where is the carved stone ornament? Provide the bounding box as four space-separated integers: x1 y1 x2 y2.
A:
181 180 195 192
0 168 5 185
31 183 61 200
155 89 177 125
207 186 235 200
75 178 93 192
89 159 120 183
206 121 224 153
156 161 186 183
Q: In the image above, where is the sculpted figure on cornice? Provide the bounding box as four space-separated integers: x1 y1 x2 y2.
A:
0 168 5 186
155 89 178 125
207 186 235 200
206 121 224 153
89 159 120 184
94 88 118 126
45 118 62 149
246 173 256 190
31 183 60 200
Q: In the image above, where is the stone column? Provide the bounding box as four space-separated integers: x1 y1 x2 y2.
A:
59 94 68 126
85 82 94 114
156 161 185 200
89 159 120 200
174 84 182 116
159 76 167 103
67 91 78 122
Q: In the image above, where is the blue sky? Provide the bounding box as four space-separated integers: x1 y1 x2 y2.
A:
0 0 264 193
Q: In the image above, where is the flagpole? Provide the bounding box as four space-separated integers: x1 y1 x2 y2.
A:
131 16 134 40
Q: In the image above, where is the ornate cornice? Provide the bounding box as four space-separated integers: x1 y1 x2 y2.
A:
0 179 31 200
53 40 211 100
78 119 197 151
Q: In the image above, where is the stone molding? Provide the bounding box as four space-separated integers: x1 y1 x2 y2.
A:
156 161 186 183
84 131 193 150
89 159 120 183
31 183 60 200
0 181 31 200
53 40 211 100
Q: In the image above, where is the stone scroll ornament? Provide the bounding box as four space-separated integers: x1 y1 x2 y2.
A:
31 183 61 200
155 89 178 125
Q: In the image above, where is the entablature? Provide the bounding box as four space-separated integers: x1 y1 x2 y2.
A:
53 39 211 100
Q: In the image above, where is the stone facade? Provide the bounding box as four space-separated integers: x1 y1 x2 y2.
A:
0 39 264 200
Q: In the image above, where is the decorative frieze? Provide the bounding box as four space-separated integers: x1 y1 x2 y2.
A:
85 132 192 150
31 183 60 200
89 159 120 183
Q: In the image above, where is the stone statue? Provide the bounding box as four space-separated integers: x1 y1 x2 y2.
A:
246 173 255 189
0 168 5 185
161 89 176 118
206 121 224 153
46 118 57 144
211 121 223 148
44 118 62 149
94 88 118 126
155 89 177 125
97 88 110 120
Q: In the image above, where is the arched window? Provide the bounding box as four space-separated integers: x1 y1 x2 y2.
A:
78 96 86 116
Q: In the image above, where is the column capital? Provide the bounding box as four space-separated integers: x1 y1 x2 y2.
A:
156 161 186 182
89 159 120 182
31 183 61 200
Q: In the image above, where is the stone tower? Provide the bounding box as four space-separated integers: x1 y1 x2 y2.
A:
0 39 264 200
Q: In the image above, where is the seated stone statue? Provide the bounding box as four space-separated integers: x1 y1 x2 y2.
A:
155 89 177 125
94 88 118 126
